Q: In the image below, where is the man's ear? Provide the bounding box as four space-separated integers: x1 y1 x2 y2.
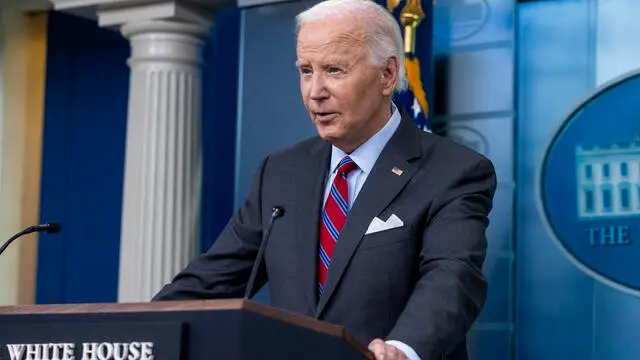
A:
381 56 399 96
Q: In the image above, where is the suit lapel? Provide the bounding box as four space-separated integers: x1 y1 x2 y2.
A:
315 117 423 317
293 140 331 313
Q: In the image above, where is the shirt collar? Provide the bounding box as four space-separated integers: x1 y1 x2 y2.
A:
329 103 401 175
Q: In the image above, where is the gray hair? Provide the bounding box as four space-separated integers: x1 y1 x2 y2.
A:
295 0 408 92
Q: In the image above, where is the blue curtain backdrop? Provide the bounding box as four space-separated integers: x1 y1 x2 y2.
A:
37 12 130 304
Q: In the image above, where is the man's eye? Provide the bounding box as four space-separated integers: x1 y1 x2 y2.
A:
328 67 342 74
300 68 312 75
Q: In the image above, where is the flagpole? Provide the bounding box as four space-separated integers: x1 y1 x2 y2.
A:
386 0 434 132
399 0 424 55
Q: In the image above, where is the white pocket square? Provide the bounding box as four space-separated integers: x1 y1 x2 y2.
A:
365 214 404 235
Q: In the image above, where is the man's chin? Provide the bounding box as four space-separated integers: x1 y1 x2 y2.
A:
318 133 355 152
317 131 340 143
315 125 352 148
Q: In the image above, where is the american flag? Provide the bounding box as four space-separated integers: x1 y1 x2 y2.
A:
379 0 434 132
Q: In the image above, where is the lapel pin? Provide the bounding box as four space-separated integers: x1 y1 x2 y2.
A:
391 167 404 176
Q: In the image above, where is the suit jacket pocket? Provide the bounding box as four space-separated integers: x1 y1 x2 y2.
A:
359 227 409 251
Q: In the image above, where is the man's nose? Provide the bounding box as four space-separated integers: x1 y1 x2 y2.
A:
309 75 329 100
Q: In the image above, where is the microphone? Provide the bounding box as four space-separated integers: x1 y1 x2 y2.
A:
244 206 285 299
0 222 61 257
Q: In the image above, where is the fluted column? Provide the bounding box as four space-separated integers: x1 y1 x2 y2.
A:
117 21 209 302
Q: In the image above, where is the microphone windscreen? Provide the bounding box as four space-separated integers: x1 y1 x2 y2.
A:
45 222 62 234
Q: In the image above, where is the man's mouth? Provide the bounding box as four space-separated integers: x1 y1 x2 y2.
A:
314 112 338 122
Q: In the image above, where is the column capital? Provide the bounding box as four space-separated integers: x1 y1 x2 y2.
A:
48 0 233 28
121 20 210 39
122 20 210 67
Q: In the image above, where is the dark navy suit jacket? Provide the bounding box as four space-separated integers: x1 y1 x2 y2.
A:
153 115 497 360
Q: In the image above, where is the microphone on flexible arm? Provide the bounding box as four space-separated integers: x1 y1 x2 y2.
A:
0 222 61 257
244 206 285 299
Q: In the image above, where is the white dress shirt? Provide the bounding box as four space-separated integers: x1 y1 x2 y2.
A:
322 105 421 360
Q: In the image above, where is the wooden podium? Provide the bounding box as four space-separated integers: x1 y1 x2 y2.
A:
0 299 373 359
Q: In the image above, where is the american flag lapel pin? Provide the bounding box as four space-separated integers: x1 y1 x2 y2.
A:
391 167 404 176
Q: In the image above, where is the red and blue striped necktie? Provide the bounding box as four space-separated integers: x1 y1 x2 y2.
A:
318 156 358 296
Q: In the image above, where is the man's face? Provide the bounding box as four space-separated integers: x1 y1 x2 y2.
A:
296 17 397 153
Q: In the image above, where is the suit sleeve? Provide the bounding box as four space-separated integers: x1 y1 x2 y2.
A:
385 156 497 359
152 156 269 301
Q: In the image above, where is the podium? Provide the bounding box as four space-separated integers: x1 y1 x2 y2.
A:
0 299 373 359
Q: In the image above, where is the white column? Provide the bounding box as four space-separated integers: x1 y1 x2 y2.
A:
117 20 210 302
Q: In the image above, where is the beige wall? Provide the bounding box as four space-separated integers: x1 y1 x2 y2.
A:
0 11 48 305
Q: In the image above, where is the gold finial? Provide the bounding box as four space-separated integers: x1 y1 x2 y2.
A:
399 0 425 55
386 0 401 13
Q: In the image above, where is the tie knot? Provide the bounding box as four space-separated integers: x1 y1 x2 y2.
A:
337 156 357 176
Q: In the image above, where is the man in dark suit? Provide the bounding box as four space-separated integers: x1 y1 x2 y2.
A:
153 0 497 359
